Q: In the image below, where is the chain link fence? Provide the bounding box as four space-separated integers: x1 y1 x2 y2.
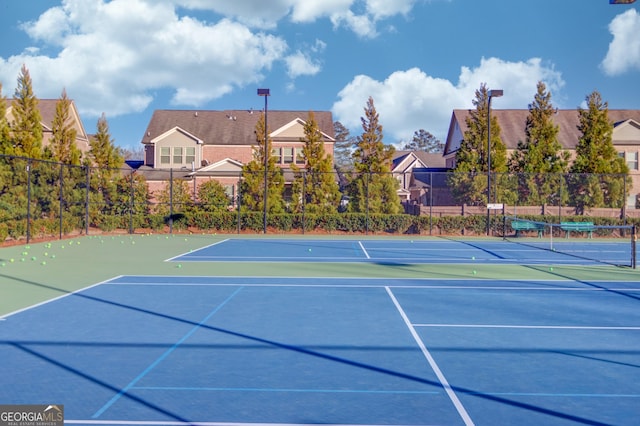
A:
0 154 637 243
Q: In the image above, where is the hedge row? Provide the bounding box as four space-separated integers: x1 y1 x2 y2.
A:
2 213 639 242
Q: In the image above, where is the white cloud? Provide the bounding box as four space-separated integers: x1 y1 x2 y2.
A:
330 10 378 39
1 0 287 117
285 51 322 78
602 9 640 76
332 58 565 145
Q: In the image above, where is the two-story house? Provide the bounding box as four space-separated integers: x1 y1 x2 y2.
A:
139 109 335 200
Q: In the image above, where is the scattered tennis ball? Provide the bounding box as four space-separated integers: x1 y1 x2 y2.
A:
308 248 312 252
25 245 30 250
176 264 182 268
471 256 475 260
50 254 56 259
31 256 37 261
549 267 554 271
472 270 477 275
1 263 5 267
41 261 46 266
20 258 25 262
10 258 14 263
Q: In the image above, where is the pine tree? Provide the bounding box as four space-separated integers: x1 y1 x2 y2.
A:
449 84 509 205
402 129 443 153
0 83 10 153
509 81 569 205
88 113 125 217
348 96 401 214
291 111 341 214
333 121 355 171
239 113 285 213
48 88 81 165
11 65 43 159
569 91 629 211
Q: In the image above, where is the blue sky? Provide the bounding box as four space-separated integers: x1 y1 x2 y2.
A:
0 0 639 152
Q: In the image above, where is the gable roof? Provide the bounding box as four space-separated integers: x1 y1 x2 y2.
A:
392 150 446 172
6 98 91 152
445 109 640 155
141 110 335 146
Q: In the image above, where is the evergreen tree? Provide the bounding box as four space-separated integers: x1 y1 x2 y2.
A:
347 96 401 214
239 113 285 213
48 88 81 165
88 113 125 220
333 121 355 171
569 91 629 211
449 84 510 205
0 83 10 153
509 81 569 205
197 179 231 212
402 129 443 153
11 65 43 159
291 111 341 213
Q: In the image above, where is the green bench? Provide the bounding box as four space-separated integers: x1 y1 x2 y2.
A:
560 221 594 238
511 220 545 238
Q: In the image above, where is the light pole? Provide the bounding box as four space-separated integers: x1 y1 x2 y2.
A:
257 88 270 234
486 89 503 236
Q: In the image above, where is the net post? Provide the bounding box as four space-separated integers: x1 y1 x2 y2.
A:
632 225 637 269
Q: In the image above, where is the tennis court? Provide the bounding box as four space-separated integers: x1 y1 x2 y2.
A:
173 237 635 266
1 234 639 425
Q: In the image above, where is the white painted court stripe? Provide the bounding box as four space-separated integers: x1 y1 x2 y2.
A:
414 324 640 330
385 286 474 426
358 241 370 259
66 421 401 426
165 238 229 261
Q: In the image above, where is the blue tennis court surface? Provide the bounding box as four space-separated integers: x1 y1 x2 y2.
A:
172 238 634 266
2 275 639 425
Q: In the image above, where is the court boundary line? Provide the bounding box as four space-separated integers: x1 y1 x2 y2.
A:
385 286 474 426
165 238 230 262
0 276 124 321
414 324 640 330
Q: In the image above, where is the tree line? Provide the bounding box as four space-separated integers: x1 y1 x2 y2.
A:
448 82 630 211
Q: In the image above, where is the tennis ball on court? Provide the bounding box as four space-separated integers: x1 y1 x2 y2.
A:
177 264 182 268
31 256 37 261
471 256 475 260
50 254 55 259
308 248 312 252
20 258 25 262
10 258 14 263
25 245 30 250
1 263 5 267
472 270 477 275
41 261 46 266
549 267 554 271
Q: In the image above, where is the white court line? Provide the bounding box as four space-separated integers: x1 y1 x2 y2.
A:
414 324 640 330
0 276 123 320
165 238 229 261
357 241 370 259
385 286 474 426
67 421 397 426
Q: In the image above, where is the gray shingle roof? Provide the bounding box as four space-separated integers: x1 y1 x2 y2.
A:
141 109 334 145
452 109 640 150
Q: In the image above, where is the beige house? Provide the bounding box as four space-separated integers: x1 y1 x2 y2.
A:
391 151 446 202
140 109 335 200
4 99 91 153
444 109 640 208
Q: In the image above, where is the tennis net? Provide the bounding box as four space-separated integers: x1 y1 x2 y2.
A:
501 216 637 268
